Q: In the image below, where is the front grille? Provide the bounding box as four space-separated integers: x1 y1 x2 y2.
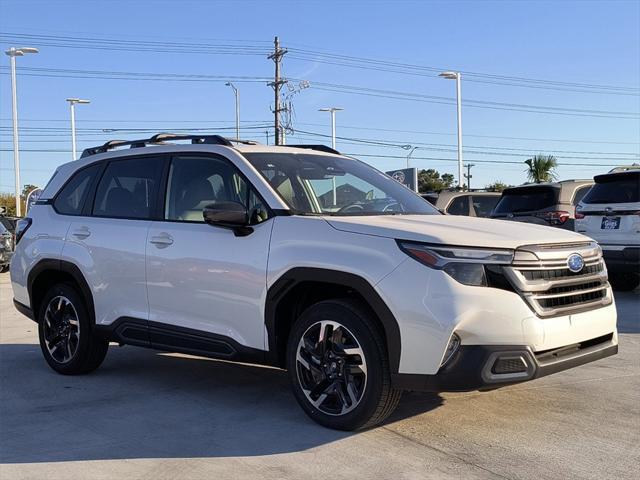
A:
521 263 603 281
503 242 612 317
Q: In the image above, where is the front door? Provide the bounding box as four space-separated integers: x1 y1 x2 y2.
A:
146 154 273 352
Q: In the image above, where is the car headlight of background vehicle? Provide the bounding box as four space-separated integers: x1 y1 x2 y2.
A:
397 241 514 286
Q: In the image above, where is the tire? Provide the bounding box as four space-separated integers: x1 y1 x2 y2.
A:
287 299 401 431
0 265 9 273
609 272 640 292
37 282 109 375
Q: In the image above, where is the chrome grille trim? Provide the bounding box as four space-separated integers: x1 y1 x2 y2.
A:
504 241 612 317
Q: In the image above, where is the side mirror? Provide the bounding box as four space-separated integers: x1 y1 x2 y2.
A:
203 202 252 236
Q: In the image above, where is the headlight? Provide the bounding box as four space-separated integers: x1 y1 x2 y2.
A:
397 241 514 286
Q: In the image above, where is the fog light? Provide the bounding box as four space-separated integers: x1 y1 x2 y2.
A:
441 333 461 367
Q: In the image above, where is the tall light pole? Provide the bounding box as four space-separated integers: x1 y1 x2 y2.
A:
319 107 343 206
406 146 419 168
439 71 464 190
5 47 38 217
225 82 240 140
66 98 90 160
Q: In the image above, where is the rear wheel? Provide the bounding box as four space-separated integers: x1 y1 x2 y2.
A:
37 283 109 374
287 299 401 430
609 272 640 291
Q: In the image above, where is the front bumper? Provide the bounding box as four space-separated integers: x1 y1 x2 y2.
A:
392 333 617 392
602 246 640 273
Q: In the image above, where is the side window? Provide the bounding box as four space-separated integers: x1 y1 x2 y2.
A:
446 195 470 216
165 156 268 224
92 157 162 219
572 186 591 205
471 195 500 217
54 164 101 215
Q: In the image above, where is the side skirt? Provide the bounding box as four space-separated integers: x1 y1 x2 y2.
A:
95 318 270 367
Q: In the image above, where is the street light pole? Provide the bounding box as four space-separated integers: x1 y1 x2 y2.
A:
225 82 240 140
5 46 38 217
439 71 464 190
406 146 419 168
66 98 90 160
319 107 343 206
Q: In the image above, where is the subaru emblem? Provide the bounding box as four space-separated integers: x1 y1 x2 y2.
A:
567 253 584 273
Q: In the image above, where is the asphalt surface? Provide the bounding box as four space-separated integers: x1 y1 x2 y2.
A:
0 272 638 480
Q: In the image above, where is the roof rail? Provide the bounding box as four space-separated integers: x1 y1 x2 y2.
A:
286 144 340 155
80 133 236 158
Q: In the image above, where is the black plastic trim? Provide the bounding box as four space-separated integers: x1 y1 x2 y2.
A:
13 299 34 321
392 335 617 392
27 259 96 323
95 317 267 365
265 267 402 373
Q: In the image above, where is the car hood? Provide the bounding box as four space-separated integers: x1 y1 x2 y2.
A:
325 214 589 249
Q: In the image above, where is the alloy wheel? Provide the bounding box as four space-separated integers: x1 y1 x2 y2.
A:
296 320 368 416
43 296 81 364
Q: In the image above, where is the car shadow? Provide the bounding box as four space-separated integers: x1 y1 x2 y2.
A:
615 290 640 333
0 343 443 464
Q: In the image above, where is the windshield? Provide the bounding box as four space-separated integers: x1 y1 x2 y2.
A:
582 173 639 204
243 152 439 216
493 186 559 214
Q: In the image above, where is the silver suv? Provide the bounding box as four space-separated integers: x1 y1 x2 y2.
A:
491 180 593 230
423 191 501 217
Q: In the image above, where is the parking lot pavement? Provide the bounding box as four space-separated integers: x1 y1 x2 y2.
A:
0 272 638 480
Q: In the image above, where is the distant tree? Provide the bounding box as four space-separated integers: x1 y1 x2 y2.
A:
525 155 558 183
486 181 510 192
0 193 21 217
418 169 455 192
22 184 39 200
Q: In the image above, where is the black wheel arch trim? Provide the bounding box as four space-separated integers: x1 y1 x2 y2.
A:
265 267 402 373
27 259 96 324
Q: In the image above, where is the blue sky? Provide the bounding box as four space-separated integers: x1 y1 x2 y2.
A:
1 0 639 192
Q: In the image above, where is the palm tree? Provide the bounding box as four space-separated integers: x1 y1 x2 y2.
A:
525 155 558 183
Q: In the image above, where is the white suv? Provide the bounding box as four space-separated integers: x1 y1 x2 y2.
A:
575 168 640 291
10 134 618 430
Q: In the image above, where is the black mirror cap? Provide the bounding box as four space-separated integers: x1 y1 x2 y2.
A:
203 202 253 236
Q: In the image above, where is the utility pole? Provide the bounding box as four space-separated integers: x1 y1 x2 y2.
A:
268 36 287 145
439 71 464 190
225 82 240 140
465 163 475 191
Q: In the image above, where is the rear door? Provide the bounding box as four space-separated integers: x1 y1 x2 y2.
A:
61 155 164 327
145 154 273 352
576 172 640 246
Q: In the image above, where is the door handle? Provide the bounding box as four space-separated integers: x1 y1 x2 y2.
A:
71 227 91 240
150 233 174 247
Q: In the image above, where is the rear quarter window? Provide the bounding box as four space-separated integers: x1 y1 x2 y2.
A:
493 186 559 214
53 164 101 215
582 174 639 204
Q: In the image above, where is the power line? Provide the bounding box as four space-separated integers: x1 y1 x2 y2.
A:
1 118 636 146
2 66 638 120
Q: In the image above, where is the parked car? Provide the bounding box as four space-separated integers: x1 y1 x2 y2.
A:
575 168 640 291
10 134 617 431
490 180 593 230
422 191 501 217
0 215 17 235
1 222 13 272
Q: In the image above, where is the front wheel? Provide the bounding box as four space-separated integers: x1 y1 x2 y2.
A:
287 299 401 430
37 283 109 375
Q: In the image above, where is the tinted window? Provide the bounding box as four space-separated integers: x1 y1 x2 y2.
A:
493 186 559 214
54 164 101 215
446 196 469 215
582 173 639 204
421 194 438 205
572 186 591 205
243 153 438 216
93 157 161 219
471 195 500 217
165 156 268 224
